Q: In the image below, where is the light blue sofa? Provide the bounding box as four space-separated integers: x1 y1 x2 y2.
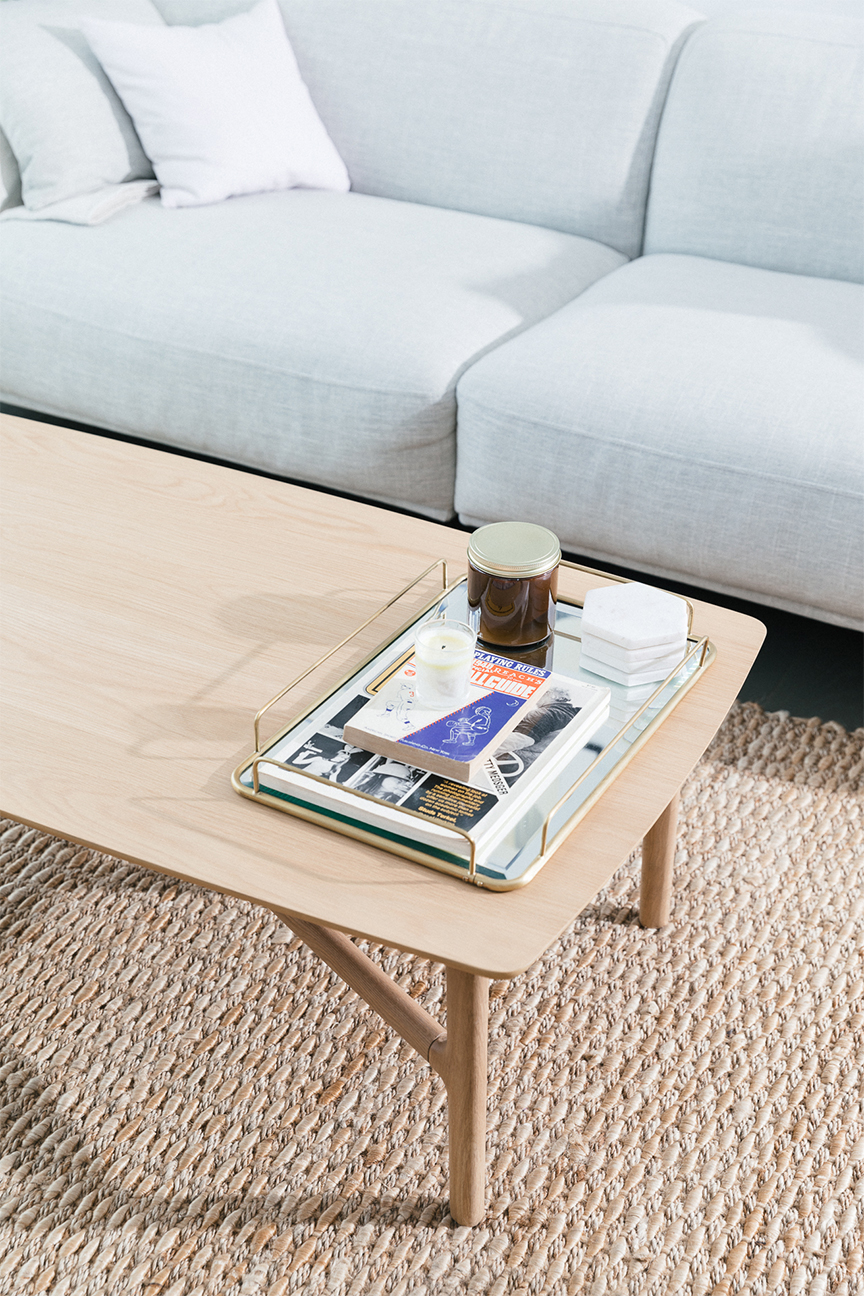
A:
0 0 861 629
455 6 864 630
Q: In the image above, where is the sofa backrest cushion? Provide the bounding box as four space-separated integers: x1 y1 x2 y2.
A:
271 0 703 259
644 9 864 282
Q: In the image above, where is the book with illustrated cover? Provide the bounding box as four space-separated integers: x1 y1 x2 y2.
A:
342 649 551 780
239 668 610 877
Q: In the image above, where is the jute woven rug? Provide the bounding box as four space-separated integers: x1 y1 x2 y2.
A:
0 702 861 1296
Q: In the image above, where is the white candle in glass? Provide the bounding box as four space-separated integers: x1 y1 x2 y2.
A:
413 619 476 709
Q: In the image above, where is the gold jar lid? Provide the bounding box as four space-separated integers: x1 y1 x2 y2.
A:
467 522 561 579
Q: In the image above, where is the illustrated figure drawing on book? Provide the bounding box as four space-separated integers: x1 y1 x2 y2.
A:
344 648 555 781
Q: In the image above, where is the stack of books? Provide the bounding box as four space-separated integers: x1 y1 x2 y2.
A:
241 644 610 877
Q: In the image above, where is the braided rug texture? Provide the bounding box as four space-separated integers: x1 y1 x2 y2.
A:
0 702 861 1296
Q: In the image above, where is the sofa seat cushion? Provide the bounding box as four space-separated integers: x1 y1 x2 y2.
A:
0 189 625 519
455 253 864 627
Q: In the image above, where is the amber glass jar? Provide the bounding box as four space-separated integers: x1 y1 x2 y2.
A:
467 522 561 649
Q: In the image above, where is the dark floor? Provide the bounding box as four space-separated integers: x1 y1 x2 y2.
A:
5 404 862 732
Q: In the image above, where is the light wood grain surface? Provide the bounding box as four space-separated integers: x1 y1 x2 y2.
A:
0 416 765 977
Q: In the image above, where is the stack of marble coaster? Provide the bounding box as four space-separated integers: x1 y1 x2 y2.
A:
579 582 689 687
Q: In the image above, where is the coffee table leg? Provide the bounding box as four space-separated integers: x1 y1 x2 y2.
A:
269 910 489 1225
640 790 680 927
430 968 489 1226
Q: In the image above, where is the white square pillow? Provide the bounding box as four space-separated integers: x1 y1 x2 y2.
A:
0 0 162 213
82 0 350 208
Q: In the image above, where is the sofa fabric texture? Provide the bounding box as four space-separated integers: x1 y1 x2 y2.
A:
455 254 864 627
0 126 23 213
0 189 625 518
644 9 864 282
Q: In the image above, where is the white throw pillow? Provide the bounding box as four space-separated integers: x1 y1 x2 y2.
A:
0 0 162 213
82 0 350 208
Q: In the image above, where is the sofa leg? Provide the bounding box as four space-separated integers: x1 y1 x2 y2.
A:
640 790 680 927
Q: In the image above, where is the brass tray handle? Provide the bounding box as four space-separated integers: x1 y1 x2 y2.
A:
254 558 449 753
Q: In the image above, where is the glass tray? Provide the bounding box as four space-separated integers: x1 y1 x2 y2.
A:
232 561 714 890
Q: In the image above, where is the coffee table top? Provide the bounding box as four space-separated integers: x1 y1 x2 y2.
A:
0 416 765 977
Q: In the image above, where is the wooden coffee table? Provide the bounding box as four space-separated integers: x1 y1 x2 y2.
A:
0 415 765 1224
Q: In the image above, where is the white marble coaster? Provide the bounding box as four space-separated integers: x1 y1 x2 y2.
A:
582 582 688 650
581 630 686 671
579 651 685 688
